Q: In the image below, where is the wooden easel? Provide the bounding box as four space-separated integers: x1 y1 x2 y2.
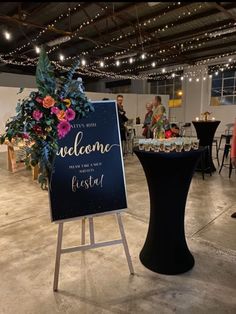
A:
53 212 134 291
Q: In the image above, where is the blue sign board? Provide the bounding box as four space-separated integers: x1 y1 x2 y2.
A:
49 101 127 222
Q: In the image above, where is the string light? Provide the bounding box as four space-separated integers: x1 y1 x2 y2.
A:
141 53 146 60
181 76 184 80
196 78 199 82
81 59 86 66
4 31 11 40
189 78 192 82
152 62 156 67
116 60 120 66
129 57 134 64
100 61 104 67
171 73 175 78
35 46 40 54
59 54 65 61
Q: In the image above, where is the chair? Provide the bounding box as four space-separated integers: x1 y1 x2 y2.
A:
217 123 234 160
219 143 234 178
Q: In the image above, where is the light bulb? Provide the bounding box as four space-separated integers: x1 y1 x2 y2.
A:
141 53 146 60
196 78 199 82
59 54 64 61
203 77 206 80
215 71 218 76
81 59 86 66
129 57 134 64
229 58 232 62
4 31 11 40
181 76 184 80
35 46 40 54
116 60 120 66
189 78 192 82
171 73 175 78
162 68 166 73
100 61 104 67
151 62 156 67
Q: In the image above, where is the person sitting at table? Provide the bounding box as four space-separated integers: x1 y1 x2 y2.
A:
170 123 181 137
142 102 153 138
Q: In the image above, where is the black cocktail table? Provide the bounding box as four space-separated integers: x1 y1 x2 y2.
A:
134 147 203 275
192 120 220 172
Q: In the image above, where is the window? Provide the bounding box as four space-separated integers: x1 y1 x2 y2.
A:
211 69 236 106
150 77 183 107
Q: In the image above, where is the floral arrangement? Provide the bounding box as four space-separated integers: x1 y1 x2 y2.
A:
0 48 94 189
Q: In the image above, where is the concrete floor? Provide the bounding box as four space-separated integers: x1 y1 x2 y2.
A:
0 151 236 314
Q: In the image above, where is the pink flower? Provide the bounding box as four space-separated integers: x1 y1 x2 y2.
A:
57 120 71 139
65 108 75 121
32 109 43 121
51 107 60 115
35 97 43 104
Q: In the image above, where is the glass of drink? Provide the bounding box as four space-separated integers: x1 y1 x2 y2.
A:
192 138 200 150
138 139 145 150
175 139 183 152
183 138 192 151
164 141 171 153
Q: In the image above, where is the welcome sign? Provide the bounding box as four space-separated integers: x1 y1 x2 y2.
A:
49 101 127 222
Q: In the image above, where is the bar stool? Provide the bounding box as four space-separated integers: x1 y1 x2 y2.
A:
217 123 234 159
200 146 212 180
219 143 233 178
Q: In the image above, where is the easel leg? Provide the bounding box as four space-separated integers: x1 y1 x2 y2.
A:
116 213 134 275
88 217 95 245
53 223 63 292
81 218 86 245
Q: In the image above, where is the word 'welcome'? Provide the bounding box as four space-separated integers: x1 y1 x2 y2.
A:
57 131 119 157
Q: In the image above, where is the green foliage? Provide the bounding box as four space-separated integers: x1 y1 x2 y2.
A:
0 48 94 190
36 48 56 96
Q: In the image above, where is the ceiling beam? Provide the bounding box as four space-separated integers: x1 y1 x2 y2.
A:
0 15 72 36
213 2 236 21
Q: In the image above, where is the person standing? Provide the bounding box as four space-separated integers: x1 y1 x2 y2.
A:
151 95 169 138
116 94 129 155
230 118 236 218
142 102 153 138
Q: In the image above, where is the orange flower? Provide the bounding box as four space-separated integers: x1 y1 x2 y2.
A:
43 95 56 108
63 99 71 107
57 110 66 121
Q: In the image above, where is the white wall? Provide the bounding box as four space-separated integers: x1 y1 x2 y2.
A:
0 73 36 88
183 65 236 137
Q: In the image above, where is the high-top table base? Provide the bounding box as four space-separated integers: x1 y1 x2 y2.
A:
134 148 203 275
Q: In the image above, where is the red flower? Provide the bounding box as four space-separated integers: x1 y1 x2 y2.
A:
32 125 42 134
165 130 172 139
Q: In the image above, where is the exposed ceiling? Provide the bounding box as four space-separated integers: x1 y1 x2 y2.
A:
0 2 236 81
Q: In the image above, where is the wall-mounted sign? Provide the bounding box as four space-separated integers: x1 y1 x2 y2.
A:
49 101 127 222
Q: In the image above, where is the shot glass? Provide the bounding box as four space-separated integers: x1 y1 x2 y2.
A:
192 138 200 150
175 139 183 152
183 138 192 151
164 141 171 153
